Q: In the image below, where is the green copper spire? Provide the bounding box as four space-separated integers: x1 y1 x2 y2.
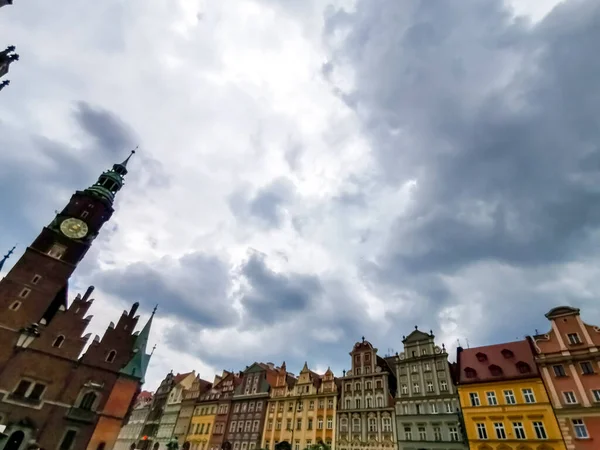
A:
0 245 16 272
84 148 136 205
120 304 156 383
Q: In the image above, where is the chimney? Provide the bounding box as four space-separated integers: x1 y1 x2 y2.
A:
82 286 95 302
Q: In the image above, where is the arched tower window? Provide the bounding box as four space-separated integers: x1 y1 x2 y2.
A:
106 350 117 362
53 335 65 348
80 391 98 411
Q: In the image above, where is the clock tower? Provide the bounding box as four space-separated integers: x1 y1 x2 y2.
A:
0 150 135 331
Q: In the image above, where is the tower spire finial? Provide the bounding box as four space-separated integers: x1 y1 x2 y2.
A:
0 245 16 272
122 146 138 168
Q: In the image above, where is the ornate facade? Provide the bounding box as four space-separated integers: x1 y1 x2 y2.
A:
182 375 216 450
262 362 339 450
389 327 466 450
530 306 600 450
336 339 397 450
223 363 279 450
0 152 154 450
155 373 196 449
457 340 566 450
114 391 153 450
208 371 241 450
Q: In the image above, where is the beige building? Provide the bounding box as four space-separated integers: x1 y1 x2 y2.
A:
262 362 339 450
156 372 196 448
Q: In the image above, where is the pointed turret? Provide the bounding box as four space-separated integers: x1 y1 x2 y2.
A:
84 149 136 206
302 361 309 372
120 305 156 383
0 245 15 272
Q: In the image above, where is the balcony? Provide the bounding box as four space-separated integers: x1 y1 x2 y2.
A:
6 393 42 408
65 407 96 423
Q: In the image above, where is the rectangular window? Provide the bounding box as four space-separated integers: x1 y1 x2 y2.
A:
533 421 547 439
494 422 507 439
513 422 526 439
504 390 516 404
327 417 333 429
382 418 391 432
265 442 270 450
404 427 412 440
294 442 299 450
345 399 351 409
418 427 426 440
449 427 459 441
241 443 247 450
564 391 578 404
426 381 434 392
440 380 448 391
13 380 32 397
233 444 240 450
81 211 89 219
286 419 292 431
476 423 488 440
568 333 581 344
267 420 273 431
248 444 255 450
31 274 42 284
309 400 314 410
244 421 251 432
573 419 589 439
248 401 255 412
305 441 311 448
433 427 441 441
234 404 240 413
402 404 409 414
592 389 600 402
252 420 259 432
19 288 31 298
413 383 420 393
59 430 77 450
317 418 323 430
469 392 480 406
553 364 566 377
229 421 236 433
580 361 594 375
269 403 275 412
522 388 536 404
307 418 313 430
275 420 281 430
430 402 438 414
256 401 262 411
296 418 302 430
237 422 244 432
486 391 497 405
445 402 453 413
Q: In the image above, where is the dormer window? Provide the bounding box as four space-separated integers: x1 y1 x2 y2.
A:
501 349 514 358
516 362 531 374
475 352 487 362
567 333 581 345
489 365 503 376
464 368 477 378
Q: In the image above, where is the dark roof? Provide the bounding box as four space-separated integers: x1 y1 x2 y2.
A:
457 340 538 384
545 306 580 319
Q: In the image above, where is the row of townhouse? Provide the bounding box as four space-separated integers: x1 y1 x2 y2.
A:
114 305 599 450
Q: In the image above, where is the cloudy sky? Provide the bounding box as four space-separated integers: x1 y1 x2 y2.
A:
2 0 600 390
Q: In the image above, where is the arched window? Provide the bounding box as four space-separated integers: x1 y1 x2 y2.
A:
53 335 65 348
516 362 531 374
80 391 98 410
106 350 117 362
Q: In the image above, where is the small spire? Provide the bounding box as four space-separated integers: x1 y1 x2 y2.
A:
0 245 16 272
361 336 365 343
122 146 138 168
151 344 157 356
152 304 158 315
415 325 418 330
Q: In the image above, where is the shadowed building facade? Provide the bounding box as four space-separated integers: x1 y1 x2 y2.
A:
336 338 397 450
389 327 466 450
114 391 154 450
0 152 154 450
530 306 600 450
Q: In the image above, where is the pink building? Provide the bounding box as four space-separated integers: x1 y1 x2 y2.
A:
530 306 600 450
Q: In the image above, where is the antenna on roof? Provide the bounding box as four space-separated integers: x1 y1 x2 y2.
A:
466 338 470 349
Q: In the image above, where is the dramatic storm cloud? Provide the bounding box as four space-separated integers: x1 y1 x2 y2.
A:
2 0 600 389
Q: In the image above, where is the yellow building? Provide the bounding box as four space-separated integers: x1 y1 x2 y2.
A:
186 375 220 450
262 362 339 450
457 340 566 450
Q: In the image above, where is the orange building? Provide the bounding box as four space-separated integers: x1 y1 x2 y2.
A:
530 306 600 450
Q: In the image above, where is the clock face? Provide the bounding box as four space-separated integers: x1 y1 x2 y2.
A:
60 218 89 239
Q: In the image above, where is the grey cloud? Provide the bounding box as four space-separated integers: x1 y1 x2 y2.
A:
74 101 137 153
96 252 238 328
322 0 600 344
229 177 296 229
238 251 323 324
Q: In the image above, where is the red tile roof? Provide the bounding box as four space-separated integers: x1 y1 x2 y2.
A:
138 390 153 400
457 340 538 384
